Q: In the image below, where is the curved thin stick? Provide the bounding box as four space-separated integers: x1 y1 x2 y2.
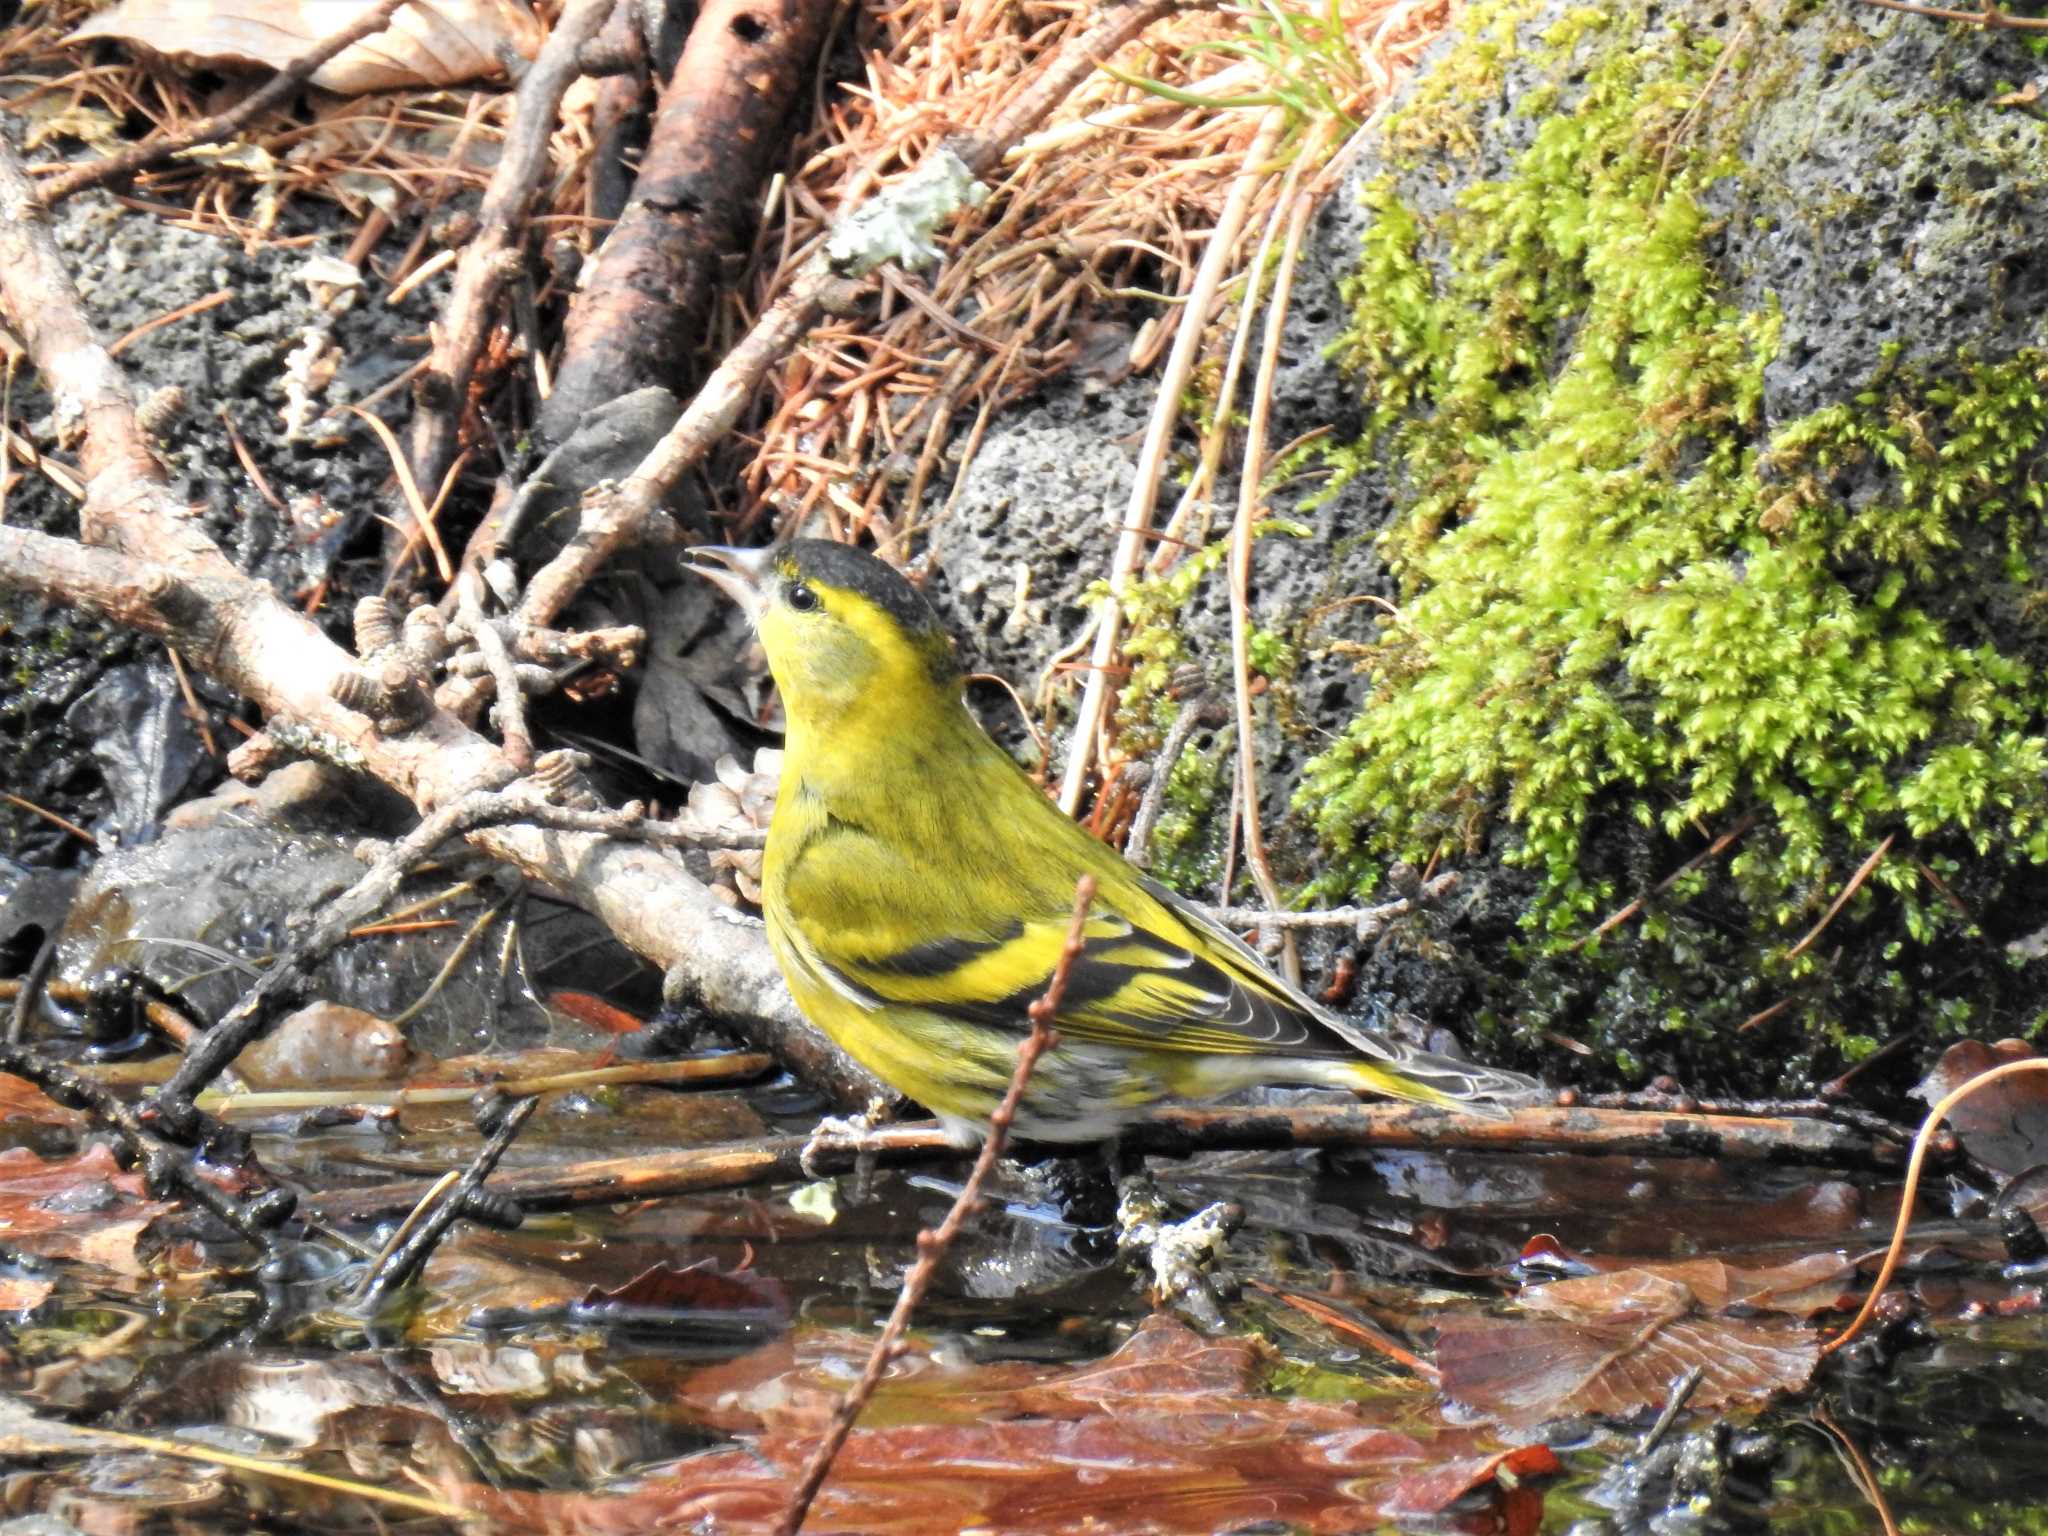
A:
1820 1056 2048 1356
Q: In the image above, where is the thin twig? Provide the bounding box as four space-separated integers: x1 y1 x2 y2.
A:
1125 694 1218 868
1811 1406 1904 1536
355 1095 538 1311
774 876 1095 1536
6 933 57 1046
1248 1279 1440 1381
456 569 533 769
1575 812 1758 949
0 788 98 848
198 1053 773 1114
310 1098 1894 1225
0 1033 287 1253
1202 873 1457 939
1787 833 1895 961
1637 1365 1704 1455
38 0 420 203
406 0 621 514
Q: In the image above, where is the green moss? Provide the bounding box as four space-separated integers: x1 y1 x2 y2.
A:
1299 1 2048 1072
1380 0 1550 162
1146 734 1230 893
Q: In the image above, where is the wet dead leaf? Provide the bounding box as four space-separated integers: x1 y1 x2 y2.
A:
1436 1270 1820 1427
0 1072 84 1129
1516 1237 1854 1318
1913 1039 2048 1177
1379 1442 1564 1523
576 1260 787 1322
0 1275 54 1311
451 1316 1559 1534
69 0 545 94
0 1145 170 1275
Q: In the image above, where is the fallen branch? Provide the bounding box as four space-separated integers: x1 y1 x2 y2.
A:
0 160 869 1108
309 1100 1898 1224
774 876 1093 1536
406 0 621 517
196 1052 773 1115
0 6 1184 1126
36 0 419 204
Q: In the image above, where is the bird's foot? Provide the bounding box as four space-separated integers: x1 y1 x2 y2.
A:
1115 1173 1244 1331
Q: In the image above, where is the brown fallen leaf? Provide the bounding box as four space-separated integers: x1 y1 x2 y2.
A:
577 1259 786 1320
0 1145 171 1276
1379 1442 1564 1524
0 1071 84 1129
1436 1270 1819 1427
1517 1235 1855 1318
455 1317 1563 1535
0 1275 54 1311
1913 1039 2048 1177
69 0 545 95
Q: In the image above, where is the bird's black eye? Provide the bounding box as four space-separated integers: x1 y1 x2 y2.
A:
786 583 821 613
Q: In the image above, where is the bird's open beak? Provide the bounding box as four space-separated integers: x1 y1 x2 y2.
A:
684 544 774 622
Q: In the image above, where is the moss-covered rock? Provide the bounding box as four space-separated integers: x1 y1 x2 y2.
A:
917 0 2048 1094
1295 0 2048 1088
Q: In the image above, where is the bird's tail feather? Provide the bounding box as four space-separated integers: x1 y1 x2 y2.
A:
1335 1050 1545 1121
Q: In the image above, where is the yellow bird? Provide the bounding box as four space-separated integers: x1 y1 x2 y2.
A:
687 540 1540 1145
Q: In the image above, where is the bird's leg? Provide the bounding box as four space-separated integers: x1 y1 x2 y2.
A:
1115 1172 1245 1331
798 1094 897 1185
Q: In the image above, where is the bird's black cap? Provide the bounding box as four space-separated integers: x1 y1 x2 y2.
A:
780 539 945 640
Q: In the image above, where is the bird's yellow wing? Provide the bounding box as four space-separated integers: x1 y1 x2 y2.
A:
801 844 1536 1107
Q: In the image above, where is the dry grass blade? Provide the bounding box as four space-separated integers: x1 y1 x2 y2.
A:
741 0 1454 568
1055 104 1290 814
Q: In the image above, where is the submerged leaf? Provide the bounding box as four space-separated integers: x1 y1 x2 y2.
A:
1436 1270 1819 1427
1913 1039 2048 1176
